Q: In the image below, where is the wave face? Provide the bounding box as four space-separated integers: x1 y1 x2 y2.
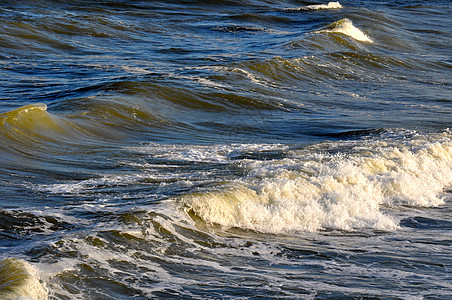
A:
0 0 451 299
0 259 48 300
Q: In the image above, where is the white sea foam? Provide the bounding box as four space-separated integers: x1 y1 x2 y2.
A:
33 172 179 196
0 258 48 300
34 175 137 194
34 143 288 197
314 18 373 43
130 143 288 163
287 2 342 11
182 132 452 233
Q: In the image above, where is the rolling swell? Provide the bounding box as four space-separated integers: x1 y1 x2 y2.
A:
0 0 449 170
1 0 448 147
0 78 293 155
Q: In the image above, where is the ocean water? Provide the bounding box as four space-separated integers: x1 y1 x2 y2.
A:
0 0 451 299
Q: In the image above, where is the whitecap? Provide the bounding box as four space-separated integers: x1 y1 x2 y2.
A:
287 2 342 11
314 18 373 43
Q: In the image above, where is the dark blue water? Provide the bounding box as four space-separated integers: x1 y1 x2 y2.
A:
0 1 451 299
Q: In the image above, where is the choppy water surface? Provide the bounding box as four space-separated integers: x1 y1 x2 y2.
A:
0 1 451 299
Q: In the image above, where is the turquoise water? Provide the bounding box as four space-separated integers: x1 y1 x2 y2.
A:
0 1 451 299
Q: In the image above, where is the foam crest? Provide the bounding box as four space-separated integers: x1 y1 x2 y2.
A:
315 18 373 43
183 132 452 233
288 2 342 11
0 258 48 300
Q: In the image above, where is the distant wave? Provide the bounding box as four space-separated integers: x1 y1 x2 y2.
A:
286 2 342 11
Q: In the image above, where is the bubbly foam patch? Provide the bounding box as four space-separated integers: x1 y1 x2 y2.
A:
0 258 48 300
183 132 452 233
315 18 373 43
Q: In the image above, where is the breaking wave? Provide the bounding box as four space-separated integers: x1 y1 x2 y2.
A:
183 131 452 233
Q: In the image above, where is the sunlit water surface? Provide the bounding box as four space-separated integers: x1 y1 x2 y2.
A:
0 1 451 299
